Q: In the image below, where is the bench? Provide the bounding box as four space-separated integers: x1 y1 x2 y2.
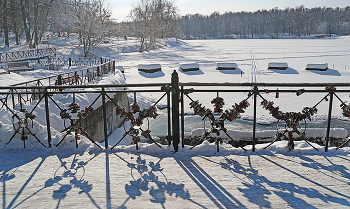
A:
7 61 34 72
54 74 81 85
45 63 56 71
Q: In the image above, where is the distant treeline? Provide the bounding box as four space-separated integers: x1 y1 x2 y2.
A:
178 6 350 39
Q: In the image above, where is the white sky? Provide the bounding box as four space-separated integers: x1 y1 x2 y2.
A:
109 0 350 22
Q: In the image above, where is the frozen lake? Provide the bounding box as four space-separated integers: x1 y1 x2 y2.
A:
112 37 350 140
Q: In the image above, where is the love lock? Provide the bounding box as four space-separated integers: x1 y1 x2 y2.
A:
116 106 125 115
211 97 225 113
60 109 71 119
141 130 151 138
130 103 141 113
340 103 350 117
68 102 80 113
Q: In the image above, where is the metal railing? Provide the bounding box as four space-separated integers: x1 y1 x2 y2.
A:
40 57 110 68
0 48 56 63
5 59 115 108
1 70 350 152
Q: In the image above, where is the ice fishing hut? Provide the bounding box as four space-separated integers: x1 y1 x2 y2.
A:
216 62 238 70
179 63 200 71
268 62 288 70
138 64 162 73
305 63 328 71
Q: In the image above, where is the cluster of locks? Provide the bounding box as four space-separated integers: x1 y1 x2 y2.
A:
60 102 94 120
211 97 225 113
340 103 350 117
189 100 214 120
116 103 158 127
261 100 318 128
189 97 250 122
220 100 250 122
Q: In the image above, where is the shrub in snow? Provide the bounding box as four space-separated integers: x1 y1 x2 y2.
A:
305 63 328 71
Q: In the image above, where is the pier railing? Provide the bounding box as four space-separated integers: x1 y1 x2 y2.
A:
1 70 350 152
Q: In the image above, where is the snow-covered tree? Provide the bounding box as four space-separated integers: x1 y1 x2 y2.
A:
129 0 179 52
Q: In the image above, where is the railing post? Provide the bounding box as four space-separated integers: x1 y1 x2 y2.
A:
181 86 185 148
102 87 108 149
69 58 72 67
113 60 115 72
44 91 52 148
100 57 103 64
167 88 172 146
252 86 258 152
171 70 180 152
11 88 15 109
325 87 334 152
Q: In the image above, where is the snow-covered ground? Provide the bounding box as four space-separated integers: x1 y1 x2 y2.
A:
1 36 350 208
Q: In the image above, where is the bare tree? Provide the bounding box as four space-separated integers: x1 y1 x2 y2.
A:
129 0 179 52
71 0 113 56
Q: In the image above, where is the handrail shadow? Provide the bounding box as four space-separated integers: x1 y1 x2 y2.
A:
175 156 245 208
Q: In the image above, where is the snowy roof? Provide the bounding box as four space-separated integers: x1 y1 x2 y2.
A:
179 63 199 70
216 62 237 70
138 64 162 70
268 62 288 69
305 63 328 70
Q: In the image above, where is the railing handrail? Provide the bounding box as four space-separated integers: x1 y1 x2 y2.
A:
3 81 350 90
179 82 350 87
0 48 56 63
0 83 171 90
1 72 350 152
10 59 114 87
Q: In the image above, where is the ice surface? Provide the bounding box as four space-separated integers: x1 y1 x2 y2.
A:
1 36 350 151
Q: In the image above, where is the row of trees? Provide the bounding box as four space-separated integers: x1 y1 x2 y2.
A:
0 0 113 56
0 0 179 54
178 6 350 39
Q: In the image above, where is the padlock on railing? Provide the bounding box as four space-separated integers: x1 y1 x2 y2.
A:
60 109 71 119
341 103 350 117
211 97 225 113
68 102 80 113
130 103 141 113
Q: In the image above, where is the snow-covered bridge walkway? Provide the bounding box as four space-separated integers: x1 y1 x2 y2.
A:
1 143 349 208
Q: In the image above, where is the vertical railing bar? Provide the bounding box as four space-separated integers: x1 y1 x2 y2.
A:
11 88 15 109
45 91 52 148
181 86 185 148
171 70 180 152
102 87 108 149
325 90 334 152
252 86 258 152
167 88 172 146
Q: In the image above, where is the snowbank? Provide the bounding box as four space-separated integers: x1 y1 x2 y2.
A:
191 127 348 141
